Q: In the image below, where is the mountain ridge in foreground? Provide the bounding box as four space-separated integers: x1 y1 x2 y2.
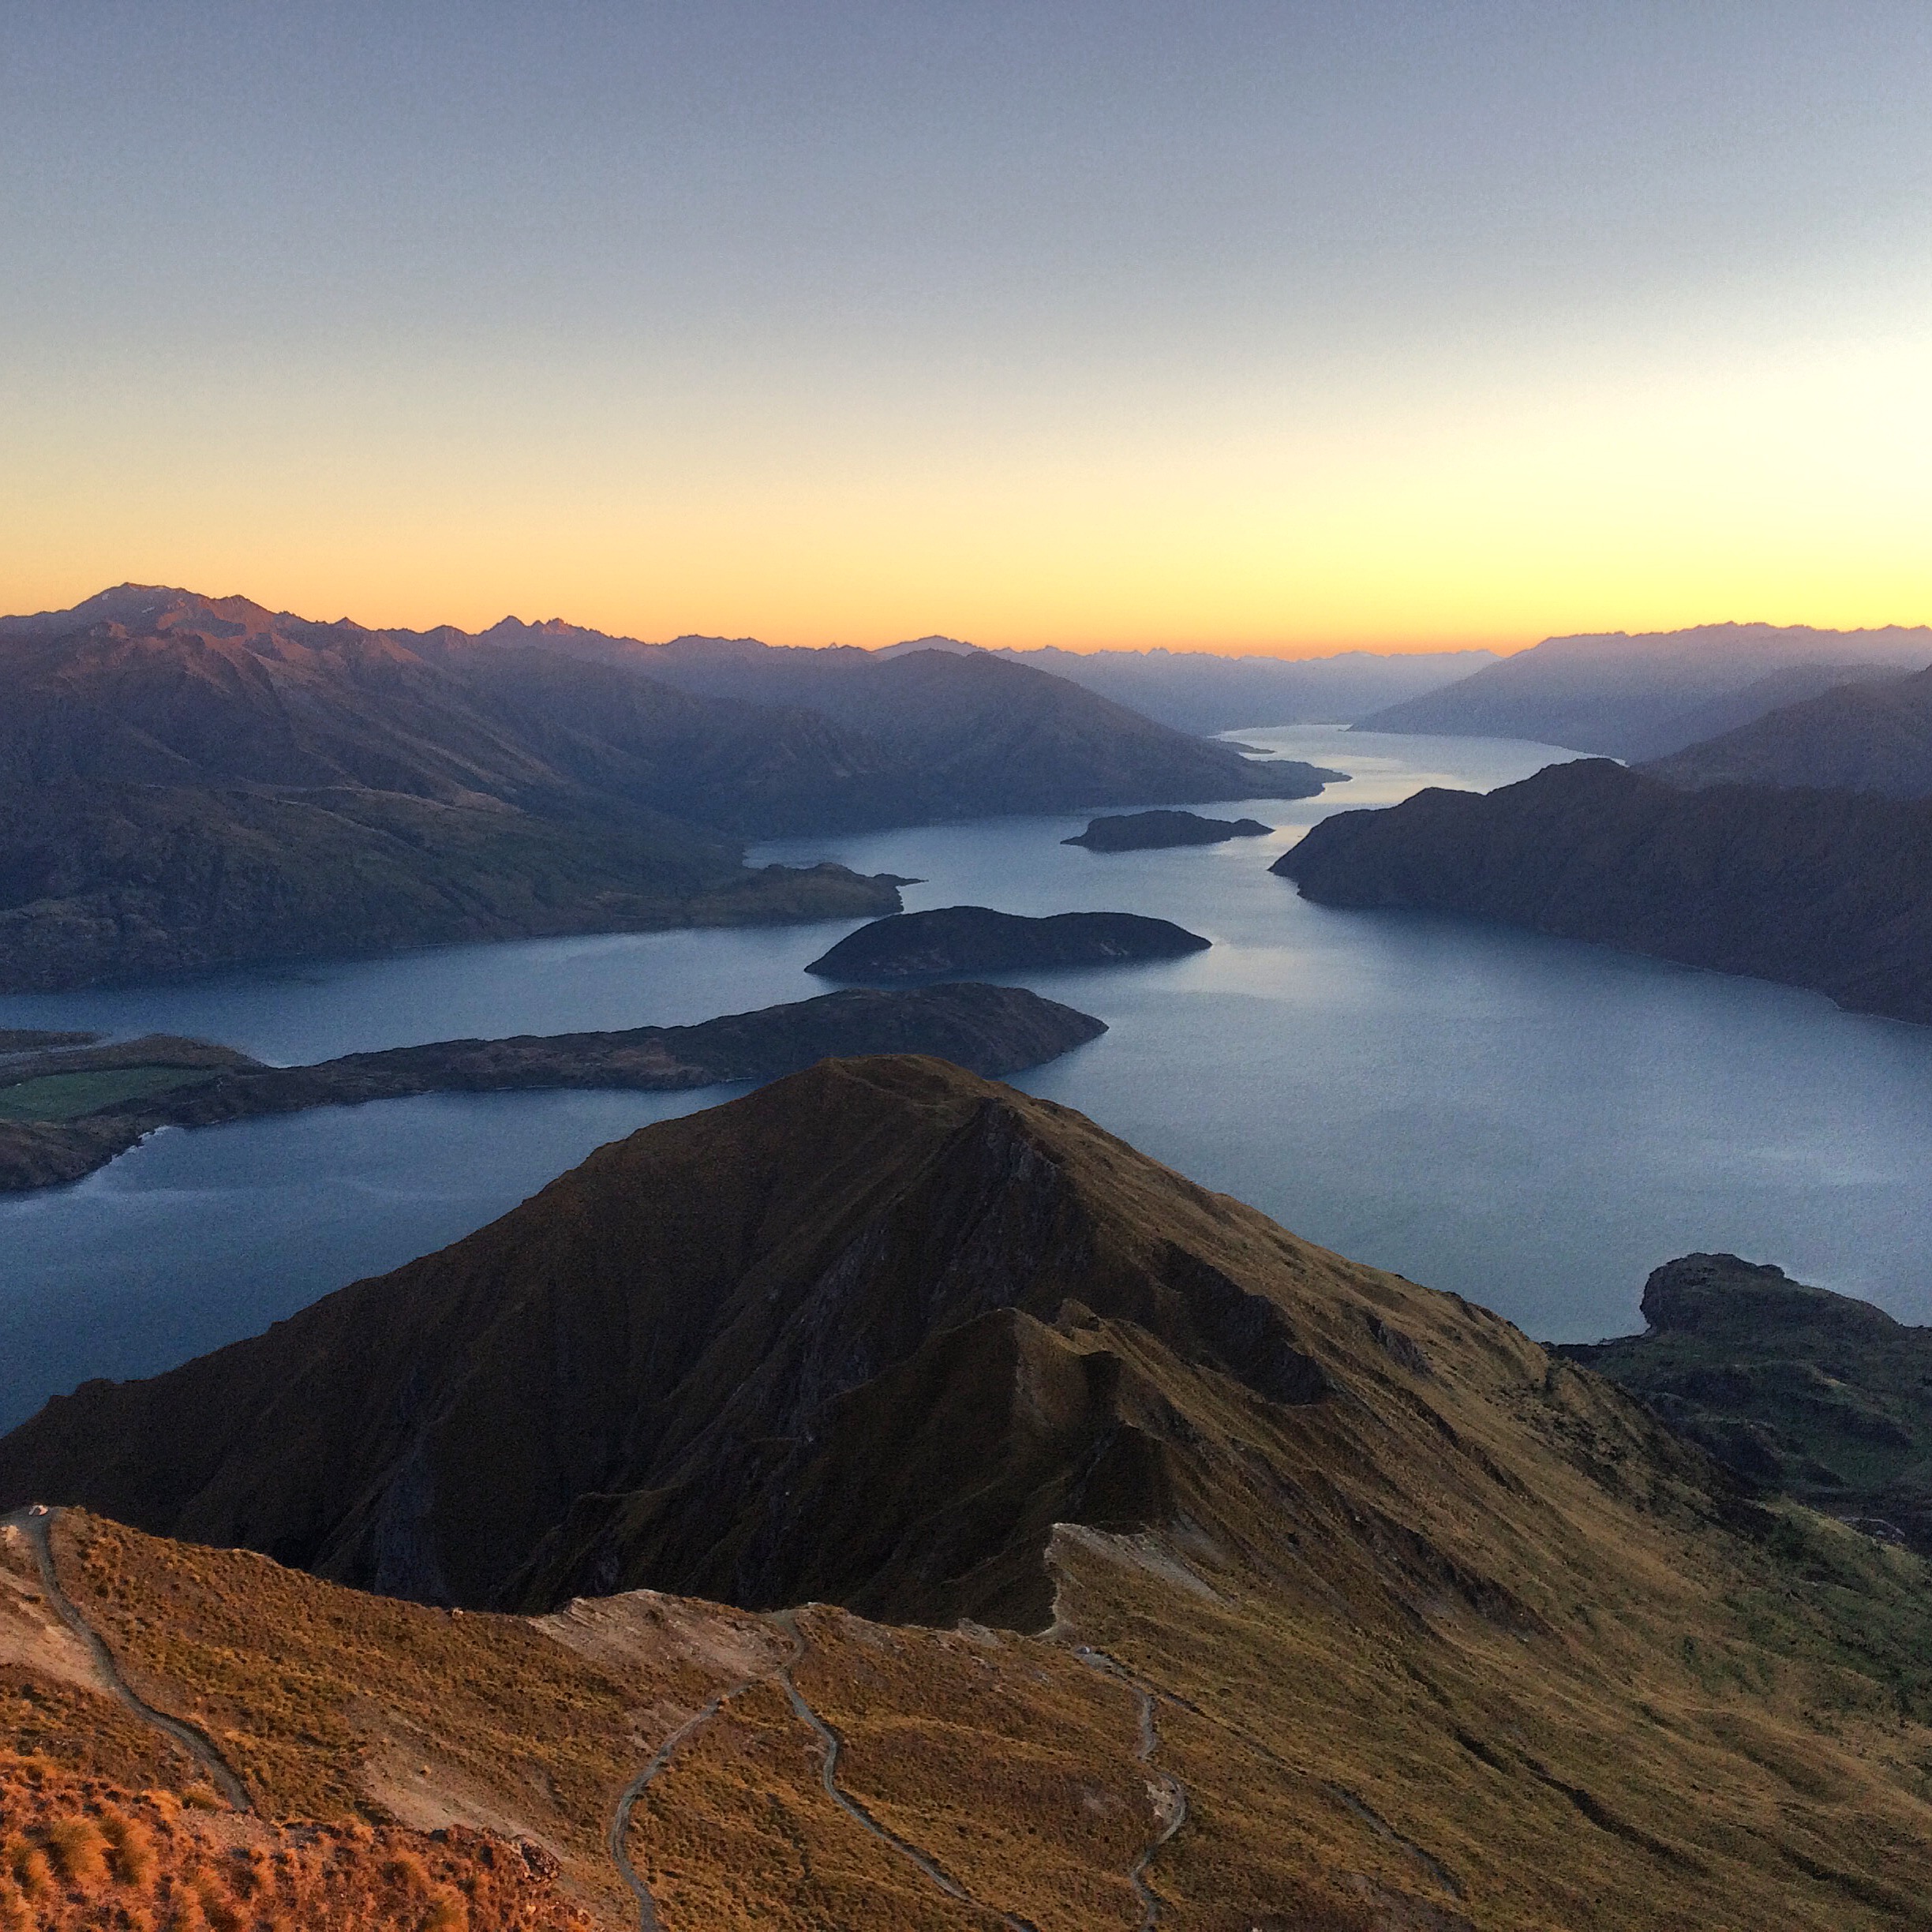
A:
5 1059 1932 1927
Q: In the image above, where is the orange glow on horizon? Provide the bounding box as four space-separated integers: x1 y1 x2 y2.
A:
4 319 1927 658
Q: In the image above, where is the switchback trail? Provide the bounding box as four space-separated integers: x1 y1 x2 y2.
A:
1073 1646 1189 1930
5 1504 252 1810
607 1649 784 1932
772 1609 1038 1932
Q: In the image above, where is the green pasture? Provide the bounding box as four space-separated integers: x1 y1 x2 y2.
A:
0 1065 217 1122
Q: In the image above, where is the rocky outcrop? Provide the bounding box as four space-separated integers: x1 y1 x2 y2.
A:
805 906 1211 981
1559 1254 1932 1552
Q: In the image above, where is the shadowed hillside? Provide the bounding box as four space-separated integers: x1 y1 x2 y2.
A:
1274 758 1932 1024
1644 661 1932 797
0 587 903 990
474 621 1341 814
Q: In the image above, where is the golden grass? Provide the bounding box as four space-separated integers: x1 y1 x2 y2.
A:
0 1750 591 1931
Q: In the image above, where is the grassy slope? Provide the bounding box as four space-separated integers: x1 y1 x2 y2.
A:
3 1485 1930 1930
6 1065 1932 1925
1559 1254 1932 1552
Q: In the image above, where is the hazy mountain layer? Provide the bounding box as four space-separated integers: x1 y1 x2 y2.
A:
990 642 1499 732
1275 758 1932 1024
6 1067 1932 1926
1356 621 1931 759
1644 661 1932 797
477 620 1339 814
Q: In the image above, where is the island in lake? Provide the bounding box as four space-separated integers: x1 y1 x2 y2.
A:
0 983 1104 1192
803 905 1211 980
1063 808 1273 851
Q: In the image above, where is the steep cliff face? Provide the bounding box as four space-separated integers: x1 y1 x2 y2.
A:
1274 758 1932 1024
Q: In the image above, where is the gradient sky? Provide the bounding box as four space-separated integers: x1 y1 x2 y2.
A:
3 2 1930 653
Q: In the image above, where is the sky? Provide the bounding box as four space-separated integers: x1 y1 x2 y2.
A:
2 2 1930 656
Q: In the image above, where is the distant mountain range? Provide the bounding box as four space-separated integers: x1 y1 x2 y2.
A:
6 1058 1932 1928
483 623 1494 734
932 639 1498 733
1356 622 1932 760
0 586 1337 990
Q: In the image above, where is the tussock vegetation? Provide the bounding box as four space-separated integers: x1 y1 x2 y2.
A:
54 1515 706 1920
0 1750 588 1931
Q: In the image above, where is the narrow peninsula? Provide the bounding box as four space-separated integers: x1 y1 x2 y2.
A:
0 983 1105 1193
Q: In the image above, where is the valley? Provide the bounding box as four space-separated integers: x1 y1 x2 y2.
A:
8 726 1932 1436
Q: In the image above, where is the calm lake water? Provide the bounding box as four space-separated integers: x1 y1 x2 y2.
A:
4 724 1930 1428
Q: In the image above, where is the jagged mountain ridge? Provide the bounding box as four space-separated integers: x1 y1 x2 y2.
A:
0 584 1334 989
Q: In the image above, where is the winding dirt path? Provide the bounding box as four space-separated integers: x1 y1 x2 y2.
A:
605 1608 1193 1931
1072 1646 1188 1930
4 1504 252 1810
770 1610 1039 1932
607 1660 779 1932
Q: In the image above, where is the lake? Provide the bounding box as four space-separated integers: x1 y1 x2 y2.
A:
4 724 1930 1428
